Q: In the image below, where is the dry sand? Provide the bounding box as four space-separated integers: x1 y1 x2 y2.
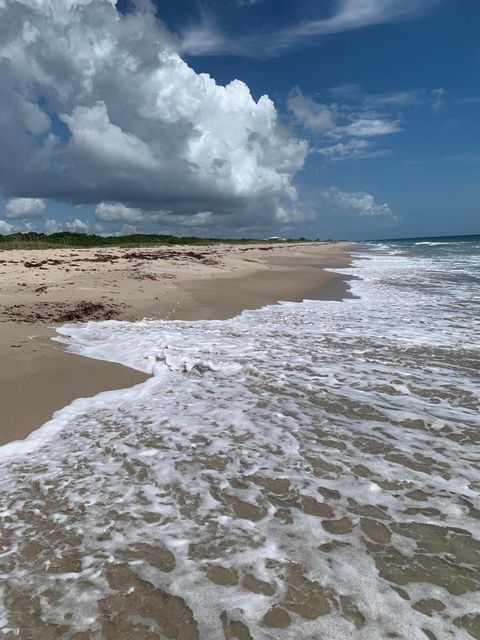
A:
0 241 354 445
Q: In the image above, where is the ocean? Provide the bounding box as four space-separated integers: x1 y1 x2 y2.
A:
0 236 479 639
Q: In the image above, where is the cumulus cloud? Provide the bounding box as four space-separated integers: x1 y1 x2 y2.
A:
44 217 89 233
318 187 399 223
95 203 157 224
0 220 13 234
95 201 227 232
293 185 400 238
0 0 307 230
4 198 46 219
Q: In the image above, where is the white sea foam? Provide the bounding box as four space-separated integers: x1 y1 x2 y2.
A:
0 245 479 639
414 241 454 245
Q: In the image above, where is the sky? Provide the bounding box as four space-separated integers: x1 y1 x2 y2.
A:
0 0 478 240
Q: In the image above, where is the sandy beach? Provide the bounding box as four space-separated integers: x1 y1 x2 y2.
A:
0 241 353 445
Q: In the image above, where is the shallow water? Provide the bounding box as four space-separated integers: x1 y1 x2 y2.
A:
0 239 479 639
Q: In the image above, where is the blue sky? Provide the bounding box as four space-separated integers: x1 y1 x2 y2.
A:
0 0 478 239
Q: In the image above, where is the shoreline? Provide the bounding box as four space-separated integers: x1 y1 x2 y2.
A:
0 242 355 446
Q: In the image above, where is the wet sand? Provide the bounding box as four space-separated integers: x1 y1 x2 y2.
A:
0 242 353 445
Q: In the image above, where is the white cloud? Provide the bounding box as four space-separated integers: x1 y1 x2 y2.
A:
316 139 375 159
362 90 422 108
44 217 89 233
182 0 442 57
296 184 400 237
318 187 399 223
288 89 400 138
96 202 224 231
287 90 337 134
66 218 89 232
95 203 154 223
4 198 46 219
0 220 13 234
0 0 307 229
44 219 62 234
290 84 443 161
61 103 160 172
292 0 439 38
341 116 400 137
288 88 399 159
